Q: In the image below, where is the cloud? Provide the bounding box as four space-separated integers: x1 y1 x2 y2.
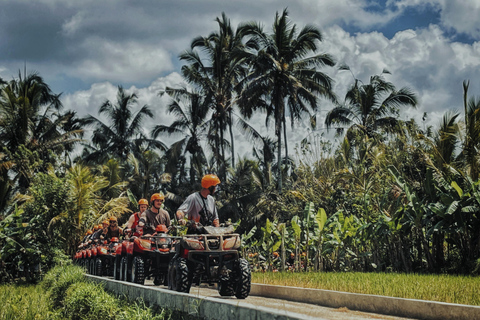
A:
392 0 480 39
73 38 173 83
322 24 480 129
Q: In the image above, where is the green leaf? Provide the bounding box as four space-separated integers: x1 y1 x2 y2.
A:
272 240 282 252
291 216 301 240
315 208 327 233
446 200 459 215
451 181 463 198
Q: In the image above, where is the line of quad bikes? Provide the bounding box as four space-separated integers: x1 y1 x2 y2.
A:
73 223 251 299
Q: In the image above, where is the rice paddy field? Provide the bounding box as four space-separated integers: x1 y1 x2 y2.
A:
252 271 480 306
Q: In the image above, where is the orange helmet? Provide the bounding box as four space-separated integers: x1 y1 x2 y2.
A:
155 224 168 233
102 220 109 225
87 229 93 235
150 193 164 202
93 225 100 231
109 216 117 222
201 174 221 189
138 198 148 205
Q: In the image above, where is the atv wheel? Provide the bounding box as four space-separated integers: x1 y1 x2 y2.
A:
131 256 145 285
171 257 191 293
89 259 95 275
120 256 127 281
113 256 121 280
167 258 175 290
218 280 235 296
235 258 251 299
95 258 103 276
154 274 166 286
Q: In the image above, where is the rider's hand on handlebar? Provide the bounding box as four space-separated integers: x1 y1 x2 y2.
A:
178 219 187 226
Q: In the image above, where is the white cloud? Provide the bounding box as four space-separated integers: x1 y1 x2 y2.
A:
322 24 480 131
393 0 480 39
72 38 173 83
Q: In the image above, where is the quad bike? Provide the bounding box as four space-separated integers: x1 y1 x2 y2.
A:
122 224 176 285
94 237 121 276
167 223 251 299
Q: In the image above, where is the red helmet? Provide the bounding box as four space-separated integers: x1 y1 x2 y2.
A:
150 193 165 202
201 174 221 189
138 198 148 205
155 224 168 233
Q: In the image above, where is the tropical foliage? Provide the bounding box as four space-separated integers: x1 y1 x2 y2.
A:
1 9 480 283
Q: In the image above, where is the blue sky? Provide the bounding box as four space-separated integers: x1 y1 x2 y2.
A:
1 0 479 157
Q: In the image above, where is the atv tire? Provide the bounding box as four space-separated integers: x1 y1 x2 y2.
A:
235 258 251 299
131 256 145 285
218 279 235 296
170 257 191 293
167 258 175 290
120 256 127 281
95 258 103 276
89 259 95 275
113 256 121 280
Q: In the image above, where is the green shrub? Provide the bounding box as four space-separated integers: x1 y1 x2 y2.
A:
62 282 119 320
42 264 85 307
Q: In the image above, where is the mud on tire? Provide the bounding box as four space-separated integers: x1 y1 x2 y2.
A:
235 258 251 299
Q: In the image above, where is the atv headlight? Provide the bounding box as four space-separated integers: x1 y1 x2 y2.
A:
99 247 108 255
184 238 204 250
139 239 152 250
157 237 171 246
223 236 240 250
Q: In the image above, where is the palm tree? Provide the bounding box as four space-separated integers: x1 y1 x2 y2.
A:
179 12 253 173
459 80 480 180
82 86 156 163
238 8 336 190
325 71 418 143
153 87 209 186
0 70 82 195
48 164 130 255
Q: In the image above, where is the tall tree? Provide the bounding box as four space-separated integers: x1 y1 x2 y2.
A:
82 86 156 163
179 12 252 174
325 72 418 143
153 87 209 185
238 8 336 191
459 80 480 180
0 70 81 198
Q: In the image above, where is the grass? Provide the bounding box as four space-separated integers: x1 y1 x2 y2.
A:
0 284 53 320
1 264 202 320
253 271 480 306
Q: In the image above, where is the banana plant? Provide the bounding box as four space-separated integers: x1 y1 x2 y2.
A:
260 218 282 270
290 216 301 271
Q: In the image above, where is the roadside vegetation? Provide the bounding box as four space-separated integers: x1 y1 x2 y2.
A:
253 271 480 306
1 7 480 303
0 263 201 320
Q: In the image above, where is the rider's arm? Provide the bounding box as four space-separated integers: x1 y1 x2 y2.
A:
125 214 135 230
176 210 186 225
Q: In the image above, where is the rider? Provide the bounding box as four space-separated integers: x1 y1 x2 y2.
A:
137 193 170 236
176 174 221 232
124 198 148 237
105 216 123 240
91 224 104 240
79 229 93 248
